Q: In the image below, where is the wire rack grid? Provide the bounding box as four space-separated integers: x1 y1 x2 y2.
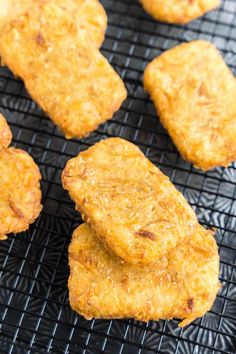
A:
0 0 236 353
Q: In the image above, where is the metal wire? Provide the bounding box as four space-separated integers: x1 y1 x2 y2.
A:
0 0 236 353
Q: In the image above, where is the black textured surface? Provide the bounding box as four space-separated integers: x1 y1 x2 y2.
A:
0 0 236 353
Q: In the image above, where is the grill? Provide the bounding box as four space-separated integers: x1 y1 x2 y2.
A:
0 0 236 353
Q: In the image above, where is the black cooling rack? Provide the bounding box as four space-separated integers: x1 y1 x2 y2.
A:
0 0 236 353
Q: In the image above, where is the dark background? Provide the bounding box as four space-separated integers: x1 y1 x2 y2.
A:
0 0 236 353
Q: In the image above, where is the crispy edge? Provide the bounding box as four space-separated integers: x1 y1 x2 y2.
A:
140 0 221 24
73 0 108 48
0 113 12 149
0 148 42 240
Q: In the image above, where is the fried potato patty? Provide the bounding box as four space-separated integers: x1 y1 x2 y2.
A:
144 40 236 171
140 0 220 24
62 138 197 266
0 0 107 48
69 223 220 326
0 2 125 139
0 114 42 240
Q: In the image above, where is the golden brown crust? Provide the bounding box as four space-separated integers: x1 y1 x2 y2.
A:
0 115 42 240
0 2 126 139
140 0 220 24
0 0 107 48
0 113 12 149
68 223 220 326
144 40 236 171
62 138 197 266
60 0 107 48
0 0 32 32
